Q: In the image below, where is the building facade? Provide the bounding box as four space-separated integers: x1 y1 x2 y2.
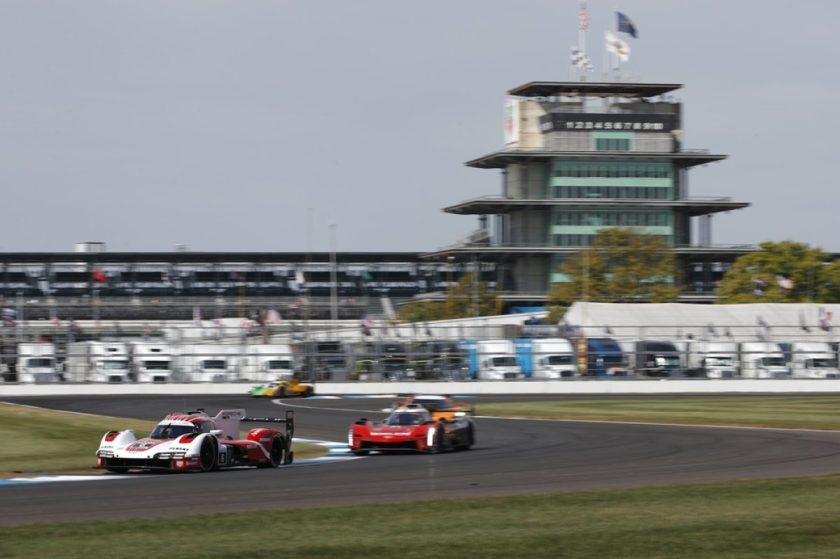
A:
424 81 753 303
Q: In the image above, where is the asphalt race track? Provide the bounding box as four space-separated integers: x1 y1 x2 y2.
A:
3 394 840 526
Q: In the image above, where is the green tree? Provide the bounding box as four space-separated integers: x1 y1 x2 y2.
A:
396 300 447 322
547 227 681 308
715 241 840 303
397 271 501 322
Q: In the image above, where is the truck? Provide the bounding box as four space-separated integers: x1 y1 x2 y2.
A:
683 340 739 379
582 337 629 376
463 339 522 380
242 344 295 382
16 342 61 383
128 341 175 383
790 341 840 379
177 344 239 382
739 341 790 379
622 340 682 377
66 341 131 383
515 338 576 379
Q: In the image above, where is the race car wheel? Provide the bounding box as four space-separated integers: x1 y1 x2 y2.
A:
434 426 446 453
304 387 314 397
199 437 217 472
351 449 369 456
457 425 475 451
260 435 285 468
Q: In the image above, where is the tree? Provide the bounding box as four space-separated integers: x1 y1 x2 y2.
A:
396 300 447 323
547 227 681 309
715 241 840 303
397 271 501 322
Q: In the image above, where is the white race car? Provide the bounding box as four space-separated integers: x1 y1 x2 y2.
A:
96 408 294 473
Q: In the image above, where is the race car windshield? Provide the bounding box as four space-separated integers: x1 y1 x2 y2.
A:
150 424 198 439
413 398 445 411
386 413 425 426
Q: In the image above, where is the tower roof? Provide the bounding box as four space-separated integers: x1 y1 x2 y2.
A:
508 82 682 99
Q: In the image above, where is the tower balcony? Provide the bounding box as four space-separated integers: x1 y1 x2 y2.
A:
443 196 750 217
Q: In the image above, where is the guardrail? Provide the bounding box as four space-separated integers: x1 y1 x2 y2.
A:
3 379 840 398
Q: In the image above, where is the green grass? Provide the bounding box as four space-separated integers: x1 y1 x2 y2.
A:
5 397 840 557
477 395 840 430
0 402 322 475
4 475 840 558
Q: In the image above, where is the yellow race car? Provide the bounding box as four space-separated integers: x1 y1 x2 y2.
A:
249 378 315 398
393 394 474 421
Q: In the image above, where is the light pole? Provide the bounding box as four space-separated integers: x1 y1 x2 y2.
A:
472 254 479 318
330 224 338 326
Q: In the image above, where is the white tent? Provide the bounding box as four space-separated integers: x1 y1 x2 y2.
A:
563 302 840 343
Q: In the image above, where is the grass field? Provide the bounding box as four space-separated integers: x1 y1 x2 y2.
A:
4 396 840 557
476 395 840 430
0 402 322 475
3 475 840 558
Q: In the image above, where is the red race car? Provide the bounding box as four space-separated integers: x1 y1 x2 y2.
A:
348 404 475 455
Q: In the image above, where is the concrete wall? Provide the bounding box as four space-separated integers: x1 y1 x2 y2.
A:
4 379 840 397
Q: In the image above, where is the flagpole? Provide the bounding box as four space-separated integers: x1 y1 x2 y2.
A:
578 1 587 81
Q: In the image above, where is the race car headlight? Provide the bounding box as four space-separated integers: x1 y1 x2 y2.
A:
97 450 114 458
155 452 186 459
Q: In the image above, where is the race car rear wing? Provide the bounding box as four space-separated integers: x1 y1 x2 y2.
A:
243 409 295 441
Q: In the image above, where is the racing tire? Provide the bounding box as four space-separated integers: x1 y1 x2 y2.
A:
351 449 369 456
260 435 285 468
457 425 475 451
434 425 446 453
199 437 217 472
304 387 314 397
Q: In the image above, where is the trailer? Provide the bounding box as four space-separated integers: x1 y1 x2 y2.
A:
66 341 131 383
16 342 61 383
242 343 295 382
681 340 739 379
622 340 682 377
515 338 576 379
128 341 175 383
177 344 239 382
790 341 840 379
739 341 790 379
582 337 629 377
463 339 522 380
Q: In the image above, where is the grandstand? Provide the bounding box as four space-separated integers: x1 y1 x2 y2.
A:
0 250 493 321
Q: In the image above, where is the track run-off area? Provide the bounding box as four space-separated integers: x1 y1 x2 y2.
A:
3 394 840 526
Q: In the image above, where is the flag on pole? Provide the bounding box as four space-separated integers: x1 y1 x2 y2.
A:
578 2 589 31
570 47 593 72
265 307 283 324
605 31 630 62
819 307 832 332
617 12 638 38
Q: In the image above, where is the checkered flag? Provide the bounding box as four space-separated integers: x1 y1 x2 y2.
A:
570 47 593 72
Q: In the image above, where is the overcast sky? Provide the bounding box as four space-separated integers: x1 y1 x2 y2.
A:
1 1 837 254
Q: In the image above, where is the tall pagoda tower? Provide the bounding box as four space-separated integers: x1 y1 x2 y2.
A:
425 81 752 304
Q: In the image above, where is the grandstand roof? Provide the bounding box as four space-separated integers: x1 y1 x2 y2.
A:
0 252 423 265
